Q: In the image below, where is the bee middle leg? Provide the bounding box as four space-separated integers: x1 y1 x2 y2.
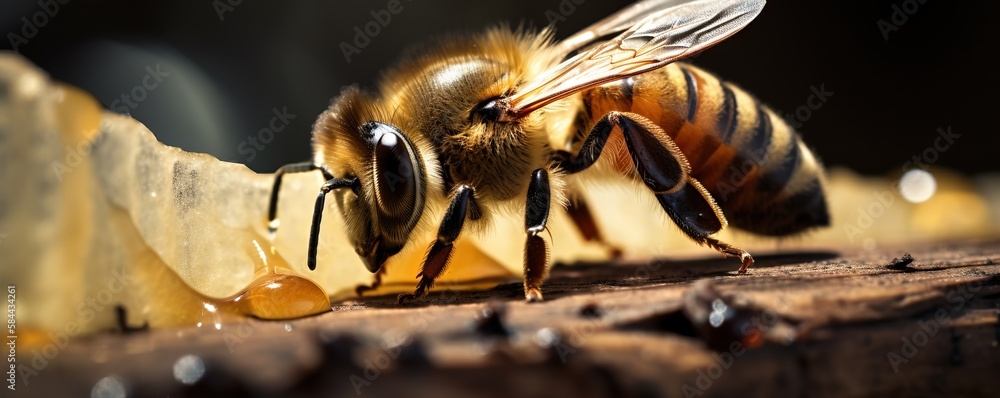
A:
524 169 552 302
398 185 476 304
559 111 754 272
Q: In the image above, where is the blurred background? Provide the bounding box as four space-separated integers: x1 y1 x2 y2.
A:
2 0 999 175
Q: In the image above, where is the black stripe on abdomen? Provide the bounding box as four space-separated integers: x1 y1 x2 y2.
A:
718 82 737 142
745 105 773 159
726 177 829 236
680 66 698 121
759 136 801 194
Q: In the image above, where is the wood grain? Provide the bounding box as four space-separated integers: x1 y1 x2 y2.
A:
20 239 1000 397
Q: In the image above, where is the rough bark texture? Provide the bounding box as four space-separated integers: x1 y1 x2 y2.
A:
19 239 1000 397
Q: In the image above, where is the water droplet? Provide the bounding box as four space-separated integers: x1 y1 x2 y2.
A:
899 169 936 203
708 299 730 327
90 375 127 398
172 354 206 385
535 327 559 347
709 311 725 327
284 323 293 332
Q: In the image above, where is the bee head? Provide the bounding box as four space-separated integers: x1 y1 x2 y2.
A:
314 88 429 273
356 121 426 272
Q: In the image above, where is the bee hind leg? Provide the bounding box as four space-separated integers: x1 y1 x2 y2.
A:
398 185 476 304
655 177 754 273
559 111 753 273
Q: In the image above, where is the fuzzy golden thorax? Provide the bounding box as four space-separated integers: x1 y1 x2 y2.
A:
310 28 565 271
374 28 560 203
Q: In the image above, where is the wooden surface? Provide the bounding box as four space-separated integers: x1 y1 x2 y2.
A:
21 239 1000 397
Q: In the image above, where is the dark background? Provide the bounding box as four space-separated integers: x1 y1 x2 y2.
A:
3 0 998 175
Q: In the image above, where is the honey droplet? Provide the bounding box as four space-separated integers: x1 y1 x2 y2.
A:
218 239 330 319
230 274 331 320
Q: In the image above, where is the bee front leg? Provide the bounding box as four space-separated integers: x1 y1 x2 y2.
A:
355 266 387 297
524 169 551 302
267 162 323 233
398 185 476 304
306 175 358 271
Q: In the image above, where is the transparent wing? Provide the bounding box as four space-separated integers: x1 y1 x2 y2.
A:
504 0 765 120
553 0 710 55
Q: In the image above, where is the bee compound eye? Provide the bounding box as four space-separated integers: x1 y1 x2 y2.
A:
373 131 419 218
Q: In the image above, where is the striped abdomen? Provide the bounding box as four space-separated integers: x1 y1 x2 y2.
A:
577 62 829 236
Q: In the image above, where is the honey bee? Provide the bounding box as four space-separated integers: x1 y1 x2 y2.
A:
267 0 829 303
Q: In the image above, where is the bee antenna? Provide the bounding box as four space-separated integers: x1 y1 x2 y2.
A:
470 97 504 123
390 101 404 122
